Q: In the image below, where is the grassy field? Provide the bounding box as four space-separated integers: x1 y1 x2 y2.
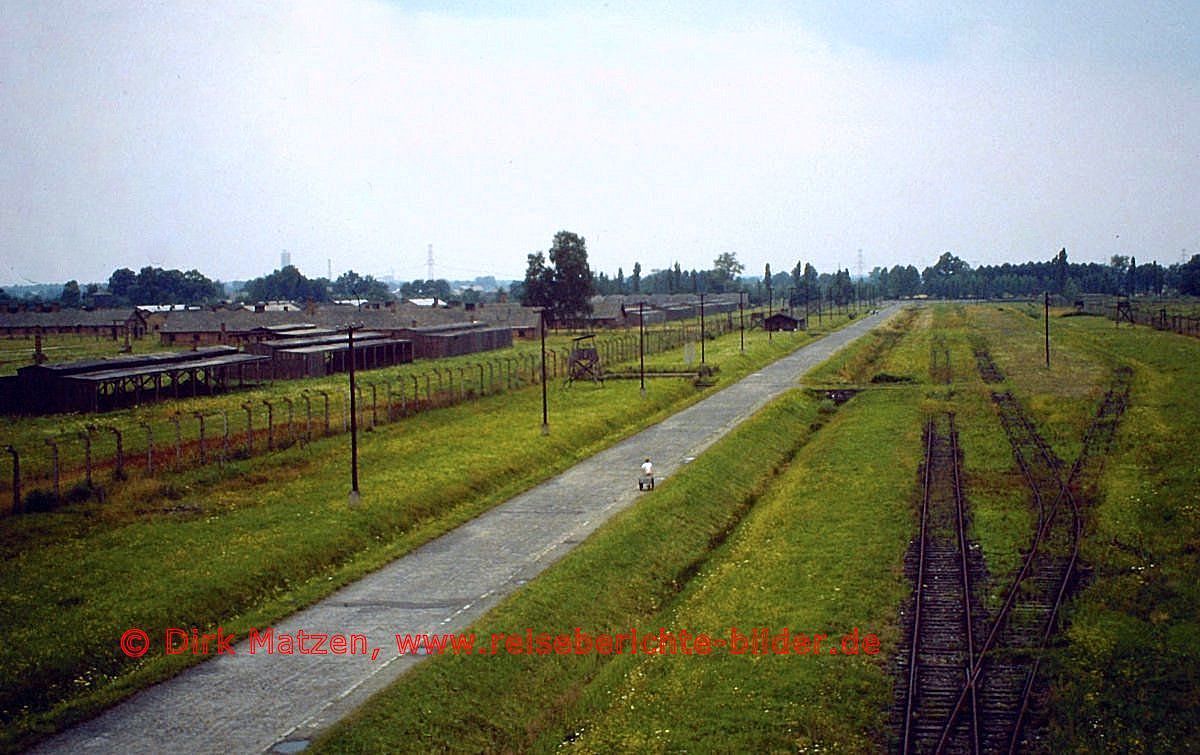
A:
1032 310 1200 750
313 301 1198 752
311 305 925 753
6 302 1195 751
0 312 767 509
0 312 834 752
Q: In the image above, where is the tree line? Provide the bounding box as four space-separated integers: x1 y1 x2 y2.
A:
525 243 1200 323
11 244 1200 313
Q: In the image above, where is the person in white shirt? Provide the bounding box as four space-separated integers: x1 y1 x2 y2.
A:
639 458 654 490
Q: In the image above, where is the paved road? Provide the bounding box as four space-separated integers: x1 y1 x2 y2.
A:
35 304 900 754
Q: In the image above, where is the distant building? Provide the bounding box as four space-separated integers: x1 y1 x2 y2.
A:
0 309 149 339
764 312 804 332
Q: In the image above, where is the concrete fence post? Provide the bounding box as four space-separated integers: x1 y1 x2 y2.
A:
241 403 254 454
193 412 206 465
138 423 152 476
301 391 313 443
262 400 275 450
219 410 229 466
45 438 60 504
281 396 294 444
104 426 124 479
6 445 21 514
81 427 94 487
317 390 330 435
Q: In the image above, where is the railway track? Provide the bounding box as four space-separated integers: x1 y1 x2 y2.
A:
895 347 1132 753
945 388 1077 752
942 356 1129 752
896 413 988 752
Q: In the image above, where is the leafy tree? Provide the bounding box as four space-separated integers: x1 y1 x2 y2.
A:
763 263 772 306
1052 248 1070 294
713 252 744 287
398 279 451 300
242 265 330 303
332 271 393 301
923 253 971 298
631 261 641 293
803 263 819 307
60 280 81 308
1179 255 1200 296
400 279 451 301
546 231 595 323
108 268 136 299
889 264 922 298
103 266 221 305
520 252 555 310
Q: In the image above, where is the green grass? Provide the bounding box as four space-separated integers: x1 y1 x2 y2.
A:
311 303 1200 752
1029 312 1200 751
18 302 1191 752
0 317 842 752
309 312 924 752
0 309 798 505
548 387 921 752
312 382 923 752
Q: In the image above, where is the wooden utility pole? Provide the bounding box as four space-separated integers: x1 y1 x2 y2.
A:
639 302 646 396
347 324 361 504
540 308 549 434
1044 292 1051 369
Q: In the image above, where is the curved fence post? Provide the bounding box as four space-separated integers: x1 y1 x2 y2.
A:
262 400 275 450
241 402 254 455
382 380 394 421
104 426 124 479
301 391 313 443
355 385 367 429
220 410 230 466
5 445 20 515
281 396 294 444
138 422 153 476
193 412 207 465
45 438 60 504
317 390 330 436
81 426 95 487
170 413 182 470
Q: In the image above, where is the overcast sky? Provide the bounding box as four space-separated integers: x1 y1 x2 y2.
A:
2 1 1197 287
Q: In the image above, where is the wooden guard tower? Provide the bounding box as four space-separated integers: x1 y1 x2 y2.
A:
1115 297 1135 326
567 333 603 385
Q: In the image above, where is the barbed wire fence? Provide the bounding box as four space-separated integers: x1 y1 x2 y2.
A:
3 314 750 515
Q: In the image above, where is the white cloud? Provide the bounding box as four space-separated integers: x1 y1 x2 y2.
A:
1 0 1197 286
